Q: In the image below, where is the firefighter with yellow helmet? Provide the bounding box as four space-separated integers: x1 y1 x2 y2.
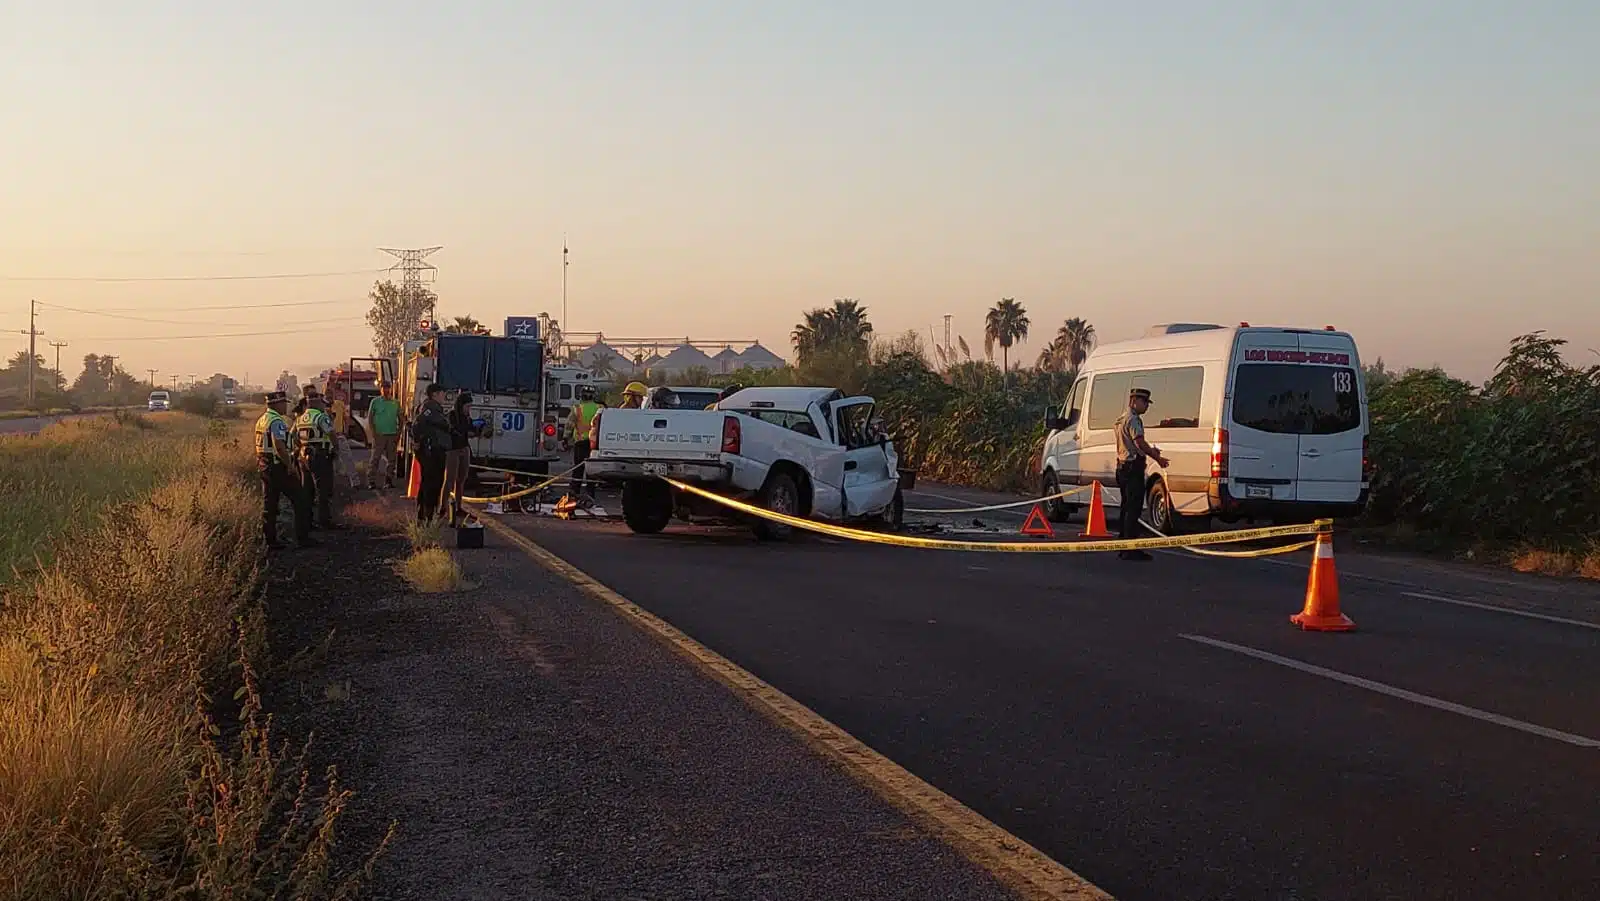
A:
587 381 647 447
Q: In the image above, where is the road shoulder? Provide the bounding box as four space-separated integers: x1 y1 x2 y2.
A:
263 514 1030 901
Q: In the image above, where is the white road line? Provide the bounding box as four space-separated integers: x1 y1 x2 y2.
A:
1179 634 1600 750
1400 591 1600 631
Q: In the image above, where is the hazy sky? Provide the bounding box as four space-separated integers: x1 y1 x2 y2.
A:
4 1 1596 386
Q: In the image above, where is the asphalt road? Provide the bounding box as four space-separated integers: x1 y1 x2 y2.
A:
501 483 1600 901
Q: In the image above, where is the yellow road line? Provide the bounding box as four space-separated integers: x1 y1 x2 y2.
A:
483 516 1115 901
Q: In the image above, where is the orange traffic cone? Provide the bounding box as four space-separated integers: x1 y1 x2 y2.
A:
1079 480 1113 538
1291 526 1355 632
405 457 421 499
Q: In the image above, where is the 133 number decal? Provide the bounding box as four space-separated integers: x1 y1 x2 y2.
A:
1331 371 1353 393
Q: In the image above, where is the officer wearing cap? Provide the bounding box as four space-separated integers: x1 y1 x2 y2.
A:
1113 386 1170 561
295 387 339 531
255 390 314 549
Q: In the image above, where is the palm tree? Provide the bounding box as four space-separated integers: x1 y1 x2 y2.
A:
828 299 873 351
791 308 834 364
1038 318 1097 375
791 299 874 366
984 298 1030 372
444 314 484 334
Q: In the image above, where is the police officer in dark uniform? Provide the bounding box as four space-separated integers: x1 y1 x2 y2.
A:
1113 386 1169 561
295 387 339 531
255 390 314 549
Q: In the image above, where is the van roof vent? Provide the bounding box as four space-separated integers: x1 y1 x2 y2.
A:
1144 323 1225 337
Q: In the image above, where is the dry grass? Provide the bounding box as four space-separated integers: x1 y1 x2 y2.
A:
1510 545 1600 580
343 499 407 534
404 518 443 551
0 415 389 900
401 548 464 593
0 412 200 584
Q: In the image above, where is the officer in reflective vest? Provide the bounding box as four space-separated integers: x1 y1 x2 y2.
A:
255 390 313 549
567 385 600 498
294 387 339 531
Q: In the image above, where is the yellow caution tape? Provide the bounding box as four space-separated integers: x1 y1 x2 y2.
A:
1137 519 1317 558
664 478 1328 554
461 463 582 504
904 483 1092 515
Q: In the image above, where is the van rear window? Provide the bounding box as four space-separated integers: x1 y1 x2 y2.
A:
1231 364 1360 435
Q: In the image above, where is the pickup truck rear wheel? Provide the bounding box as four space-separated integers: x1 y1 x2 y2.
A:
753 472 799 541
622 479 673 534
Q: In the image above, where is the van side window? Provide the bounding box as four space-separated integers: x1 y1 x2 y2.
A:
1147 366 1205 429
1087 367 1207 431
1087 372 1134 430
1061 377 1088 427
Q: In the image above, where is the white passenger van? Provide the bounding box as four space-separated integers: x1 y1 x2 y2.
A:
1039 323 1369 532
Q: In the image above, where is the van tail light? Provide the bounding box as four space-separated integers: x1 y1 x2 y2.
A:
1362 436 1373 480
1211 427 1229 479
721 415 742 455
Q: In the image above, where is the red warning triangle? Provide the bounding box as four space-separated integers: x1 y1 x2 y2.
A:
1020 504 1055 537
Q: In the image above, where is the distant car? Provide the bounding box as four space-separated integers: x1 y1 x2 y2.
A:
223 394 237 405
147 390 171 411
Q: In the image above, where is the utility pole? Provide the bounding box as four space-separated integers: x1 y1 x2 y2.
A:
562 235 569 335
147 369 158 388
48 340 68 393
25 299 42 407
943 314 952 356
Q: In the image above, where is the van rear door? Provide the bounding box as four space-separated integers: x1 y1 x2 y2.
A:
1226 332 1305 501
1228 331 1364 503
1289 331 1364 503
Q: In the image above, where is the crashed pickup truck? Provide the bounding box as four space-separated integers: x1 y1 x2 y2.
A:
584 386 906 538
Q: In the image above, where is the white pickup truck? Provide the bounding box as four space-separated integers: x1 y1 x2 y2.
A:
584 386 905 538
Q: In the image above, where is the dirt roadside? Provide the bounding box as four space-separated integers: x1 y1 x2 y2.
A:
261 508 1020 901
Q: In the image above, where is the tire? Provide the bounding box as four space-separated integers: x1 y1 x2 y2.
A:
621 479 672 534
1042 470 1074 523
752 471 800 541
1146 479 1177 536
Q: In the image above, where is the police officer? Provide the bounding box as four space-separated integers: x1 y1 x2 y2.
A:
1113 386 1169 562
255 390 314 549
295 387 339 531
567 385 601 499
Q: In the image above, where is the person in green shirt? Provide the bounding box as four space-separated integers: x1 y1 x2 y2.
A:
366 383 403 490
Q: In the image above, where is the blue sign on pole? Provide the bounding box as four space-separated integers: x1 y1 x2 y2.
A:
504 317 541 339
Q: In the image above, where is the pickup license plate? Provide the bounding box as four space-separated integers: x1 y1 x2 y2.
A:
641 462 669 475
1245 485 1272 499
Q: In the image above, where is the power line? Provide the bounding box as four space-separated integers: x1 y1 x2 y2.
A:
70 324 363 342
38 301 362 326
0 267 389 283
45 298 364 313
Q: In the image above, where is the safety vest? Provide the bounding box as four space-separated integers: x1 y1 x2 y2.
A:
574 401 599 436
294 408 334 456
255 409 288 461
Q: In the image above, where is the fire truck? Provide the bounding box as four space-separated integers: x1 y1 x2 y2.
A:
314 365 384 445
396 317 564 475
